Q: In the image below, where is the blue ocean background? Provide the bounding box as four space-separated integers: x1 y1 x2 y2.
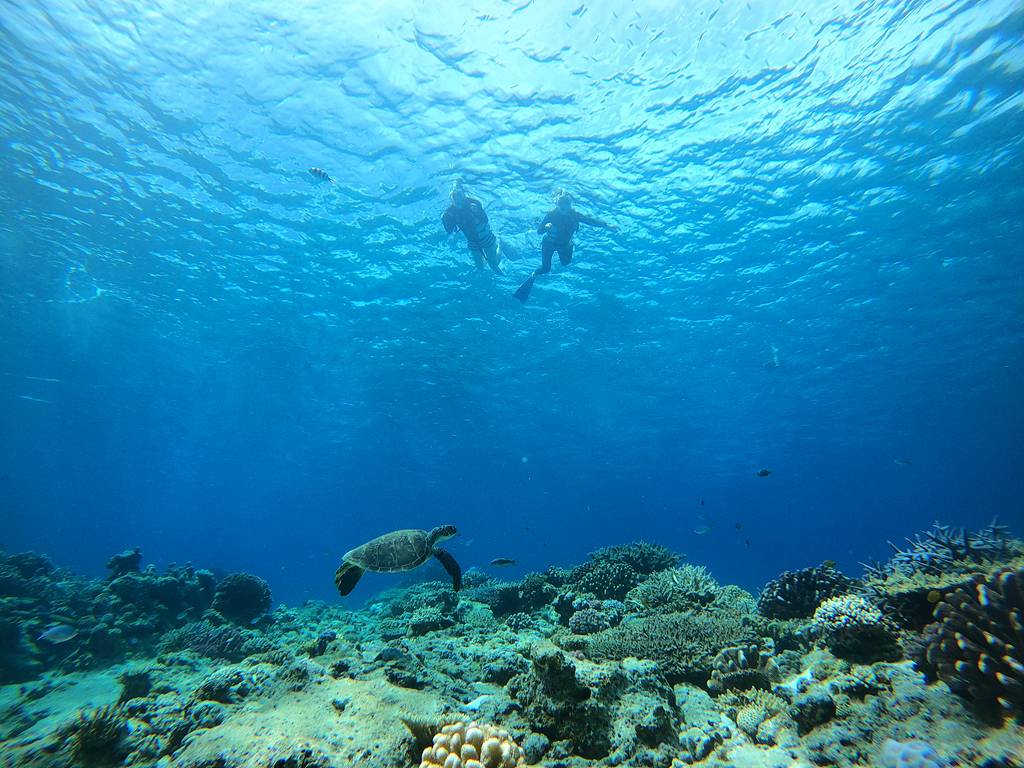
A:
1 0 1021 607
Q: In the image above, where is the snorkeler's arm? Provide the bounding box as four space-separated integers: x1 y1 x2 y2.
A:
442 206 458 234
578 213 618 231
537 212 554 234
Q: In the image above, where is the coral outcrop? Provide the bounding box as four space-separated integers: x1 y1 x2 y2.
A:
419 720 525 767
566 542 679 600
757 561 859 619
916 567 1024 723
811 594 900 662
212 572 272 625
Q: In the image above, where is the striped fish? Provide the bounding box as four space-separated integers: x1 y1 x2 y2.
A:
309 167 334 184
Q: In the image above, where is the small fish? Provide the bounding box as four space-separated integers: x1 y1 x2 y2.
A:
18 395 51 404
693 524 711 535
745 539 751 546
462 694 493 712
38 625 78 643
699 498 704 506
490 558 516 567
734 523 742 530
893 458 912 466
756 468 772 477
308 167 334 184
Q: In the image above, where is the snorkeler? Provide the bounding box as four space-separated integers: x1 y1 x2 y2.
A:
514 189 617 302
441 180 504 274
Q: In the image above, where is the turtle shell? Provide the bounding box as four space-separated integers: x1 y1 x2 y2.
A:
344 529 431 573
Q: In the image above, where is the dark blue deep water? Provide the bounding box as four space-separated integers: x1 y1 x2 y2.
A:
1 1 1022 606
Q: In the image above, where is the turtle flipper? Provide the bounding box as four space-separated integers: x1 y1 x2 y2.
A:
335 562 365 596
432 548 462 592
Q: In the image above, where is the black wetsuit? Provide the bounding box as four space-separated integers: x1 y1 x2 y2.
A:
535 208 605 273
442 197 497 251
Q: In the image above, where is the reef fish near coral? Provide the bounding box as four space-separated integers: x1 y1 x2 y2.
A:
37 624 78 643
491 558 516 567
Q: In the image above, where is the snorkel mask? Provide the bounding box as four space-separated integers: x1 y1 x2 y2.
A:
554 190 573 212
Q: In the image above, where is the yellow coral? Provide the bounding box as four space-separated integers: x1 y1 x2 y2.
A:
420 720 525 768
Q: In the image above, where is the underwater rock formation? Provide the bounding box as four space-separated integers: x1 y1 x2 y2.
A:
211 572 272 625
757 561 860 619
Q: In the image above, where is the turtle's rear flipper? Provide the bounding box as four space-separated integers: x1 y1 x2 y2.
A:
335 563 364 596
433 548 462 592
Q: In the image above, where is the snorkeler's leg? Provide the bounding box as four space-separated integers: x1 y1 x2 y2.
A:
469 248 485 269
536 239 555 275
483 241 503 274
558 243 574 266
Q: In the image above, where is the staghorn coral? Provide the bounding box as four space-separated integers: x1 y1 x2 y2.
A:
419 720 525 768
707 639 781 694
811 594 900 662
865 520 1018 579
918 567 1024 723
212 572 272 625
757 561 859 619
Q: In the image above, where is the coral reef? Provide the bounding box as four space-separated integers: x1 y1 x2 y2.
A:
105 548 142 580
160 620 274 662
212 572 272 625
757 561 860 619
506 644 678 763
867 521 1017 578
585 608 762 684
1 538 1022 768
811 594 900 662
418 720 525 767
566 541 680 600
916 567 1024 723
625 564 721 614
861 522 1024 631
706 640 781 694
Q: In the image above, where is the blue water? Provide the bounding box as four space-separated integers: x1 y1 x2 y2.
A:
1 0 1022 606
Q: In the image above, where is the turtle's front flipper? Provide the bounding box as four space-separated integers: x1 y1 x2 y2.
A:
432 548 462 592
335 562 365 596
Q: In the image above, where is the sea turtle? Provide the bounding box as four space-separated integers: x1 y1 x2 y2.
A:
334 525 461 596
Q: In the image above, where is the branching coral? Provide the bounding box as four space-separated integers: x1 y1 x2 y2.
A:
757 562 859 619
865 521 1017 579
917 567 1024 723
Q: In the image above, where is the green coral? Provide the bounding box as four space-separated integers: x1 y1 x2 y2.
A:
586 609 763 684
624 565 721 613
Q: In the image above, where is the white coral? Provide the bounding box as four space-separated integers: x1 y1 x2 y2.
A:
420 720 525 768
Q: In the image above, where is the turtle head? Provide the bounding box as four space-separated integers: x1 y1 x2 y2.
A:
429 525 458 544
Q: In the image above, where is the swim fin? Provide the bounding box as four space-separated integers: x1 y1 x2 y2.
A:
513 272 537 303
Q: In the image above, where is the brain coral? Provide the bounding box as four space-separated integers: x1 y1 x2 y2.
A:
419 720 525 768
919 567 1024 723
212 572 272 625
